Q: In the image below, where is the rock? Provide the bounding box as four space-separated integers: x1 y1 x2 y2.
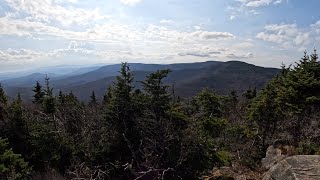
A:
205 166 261 180
262 155 320 180
261 146 287 170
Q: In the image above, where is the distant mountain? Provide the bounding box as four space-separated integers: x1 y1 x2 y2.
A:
50 61 222 88
1 61 280 102
63 66 101 76
1 73 58 87
0 64 104 81
171 61 279 97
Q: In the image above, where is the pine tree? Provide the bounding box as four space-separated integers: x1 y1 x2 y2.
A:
57 90 65 105
43 76 56 115
228 90 238 106
65 91 80 106
0 84 7 105
16 93 22 104
224 90 238 116
32 81 44 105
141 69 172 122
248 50 320 148
105 62 139 163
109 62 135 132
0 138 31 179
102 86 113 105
89 91 98 106
6 93 29 156
243 87 256 100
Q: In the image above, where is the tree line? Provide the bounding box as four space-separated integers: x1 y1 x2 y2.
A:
1 51 320 179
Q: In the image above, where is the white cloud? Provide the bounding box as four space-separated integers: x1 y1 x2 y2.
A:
232 42 254 49
229 0 284 19
0 42 100 63
236 0 283 7
120 0 142 6
191 31 235 40
0 13 235 45
178 50 221 58
194 26 201 30
0 0 255 67
160 19 174 24
0 48 55 62
245 0 273 7
311 21 320 33
273 0 283 5
227 52 254 59
256 23 311 49
0 13 238 63
4 0 108 26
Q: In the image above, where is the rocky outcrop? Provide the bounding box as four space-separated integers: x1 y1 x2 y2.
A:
263 155 320 180
261 145 288 170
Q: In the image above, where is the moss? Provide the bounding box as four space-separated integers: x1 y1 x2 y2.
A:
297 142 320 155
217 151 232 166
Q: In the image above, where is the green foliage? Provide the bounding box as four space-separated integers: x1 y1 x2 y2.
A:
106 62 136 132
243 87 256 100
3 53 320 179
89 91 98 106
248 50 320 152
42 76 56 115
65 91 81 107
104 62 139 165
102 86 113 105
0 84 7 105
28 123 74 171
57 90 66 105
0 137 31 179
32 81 44 105
297 142 320 155
216 151 232 166
6 94 29 154
203 117 227 138
195 88 223 117
141 69 172 121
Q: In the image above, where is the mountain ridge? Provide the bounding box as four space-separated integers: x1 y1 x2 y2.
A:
1 60 280 102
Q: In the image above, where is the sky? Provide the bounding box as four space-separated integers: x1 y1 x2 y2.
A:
0 0 320 72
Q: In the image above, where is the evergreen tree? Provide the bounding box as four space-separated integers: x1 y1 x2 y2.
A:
0 84 7 105
89 91 98 106
5 93 29 157
0 137 31 179
141 69 171 122
57 90 66 105
108 62 135 132
65 91 80 106
105 62 139 165
43 76 56 115
32 81 44 105
16 93 22 104
226 90 238 108
243 87 257 100
102 86 113 105
248 50 320 149
223 90 239 121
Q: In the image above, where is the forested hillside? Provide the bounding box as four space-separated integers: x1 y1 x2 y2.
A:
1 61 279 102
1 51 320 179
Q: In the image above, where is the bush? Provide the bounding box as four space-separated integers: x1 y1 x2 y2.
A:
0 137 32 179
297 142 320 155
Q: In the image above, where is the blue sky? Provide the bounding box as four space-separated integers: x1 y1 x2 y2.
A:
0 0 320 71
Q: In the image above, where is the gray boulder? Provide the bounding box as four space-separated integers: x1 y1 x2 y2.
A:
262 155 320 180
261 146 287 170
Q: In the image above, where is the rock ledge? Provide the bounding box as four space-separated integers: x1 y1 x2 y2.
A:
262 155 320 180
